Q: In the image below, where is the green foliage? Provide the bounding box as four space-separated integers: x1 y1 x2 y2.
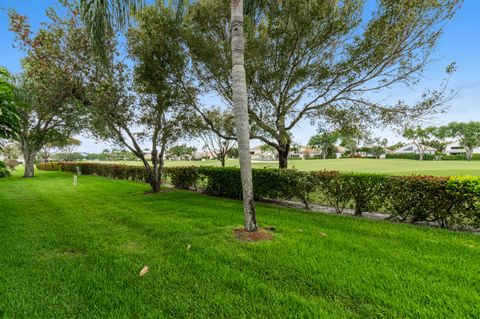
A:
310 171 350 213
39 162 480 228
0 161 11 178
342 173 388 216
447 176 480 227
197 166 313 207
37 162 148 182
386 153 480 161
168 144 197 157
51 152 85 162
308 132 339 159
386 153 437 160
0 68 20 146
186 0 460 166
384 175 480 228
164 166 200 190
440 122 480 160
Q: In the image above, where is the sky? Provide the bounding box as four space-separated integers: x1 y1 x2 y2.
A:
1 0 479 153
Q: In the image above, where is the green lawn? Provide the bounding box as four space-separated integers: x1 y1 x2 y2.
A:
1 170 479 318
109 158 480 176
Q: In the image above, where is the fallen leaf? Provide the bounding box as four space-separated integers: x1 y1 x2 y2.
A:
319 232 327 237
139 266 149 276
187 244 191 250
298 228 303 232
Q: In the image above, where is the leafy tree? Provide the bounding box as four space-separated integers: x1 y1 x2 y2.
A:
440 122 480 161
402 126 438 160
184 0 460 168
38 142 59 162
52 152 85 162
227 146 239 158
364 137 388 159
339 122 370 158
290 143 301 154
47 138 82 162
0 68 20 149
195 109 236 167
308 132 339 160
1 142 21 160
88 7 195 193
8 4 92 177
80 0 260 232
168 144 197 158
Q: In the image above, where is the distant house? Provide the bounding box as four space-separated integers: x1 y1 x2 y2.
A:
192 151 215 160
250 145 277 161
443 141 480 155
393 143 436 155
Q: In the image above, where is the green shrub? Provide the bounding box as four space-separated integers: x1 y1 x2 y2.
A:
342 173 388 216
0 161 11 178
310 171 350 214
37 162 480 229
385 153 436 160
197 166 316 207
164 166 200 189
277 169 316 208
447 176 480 227
198 166 282 200
37 162 148 182
383 175 479 228
386 153 480 161
384 176 446 223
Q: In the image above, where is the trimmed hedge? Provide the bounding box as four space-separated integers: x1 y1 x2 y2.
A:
37 162 149 182
164 166 199 189
386 153 480 161
38 162 480 229
386 153 437 160
384 175 480 228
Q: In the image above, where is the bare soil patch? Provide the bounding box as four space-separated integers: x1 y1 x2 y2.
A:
234 228 273 242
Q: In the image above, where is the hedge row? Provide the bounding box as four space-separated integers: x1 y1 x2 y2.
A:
386 153 480 161
37 162 480 229
37 162 149 182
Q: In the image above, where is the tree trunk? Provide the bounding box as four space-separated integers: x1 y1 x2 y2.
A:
231 0 257 232
466 148 473 161
220 155 226 167
149 150 162 193
419 152 424 161
278 143 290 169
23 150 36 178
354 208 362 216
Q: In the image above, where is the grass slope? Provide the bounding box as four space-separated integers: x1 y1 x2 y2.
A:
0 170 479 318
108 158 480 176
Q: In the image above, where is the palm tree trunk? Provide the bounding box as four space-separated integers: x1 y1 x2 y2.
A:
231 0 257 232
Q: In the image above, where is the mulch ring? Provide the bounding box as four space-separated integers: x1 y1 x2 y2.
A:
234 227 273 242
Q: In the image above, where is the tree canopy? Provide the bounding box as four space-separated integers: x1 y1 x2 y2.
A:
184 0 461 167
0 68 20 149
8 3 92 176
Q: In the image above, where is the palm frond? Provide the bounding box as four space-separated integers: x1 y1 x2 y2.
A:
79 0 144 60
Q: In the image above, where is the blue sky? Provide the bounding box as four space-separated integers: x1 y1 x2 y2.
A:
1 0 479 152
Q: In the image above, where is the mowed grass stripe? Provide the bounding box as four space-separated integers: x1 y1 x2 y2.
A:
0 170 479 318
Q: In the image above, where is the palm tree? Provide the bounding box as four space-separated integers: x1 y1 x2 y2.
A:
80 0 258 231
